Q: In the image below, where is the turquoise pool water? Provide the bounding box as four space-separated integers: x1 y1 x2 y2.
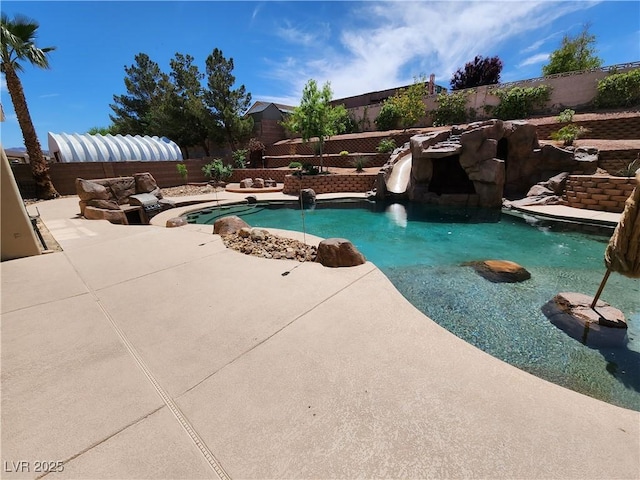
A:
188 200 640 411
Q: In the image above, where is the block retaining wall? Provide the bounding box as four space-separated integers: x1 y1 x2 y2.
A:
261 153 389 169
565 175 636 213
597 150 639 175
282 173 377 195
535 117 640 140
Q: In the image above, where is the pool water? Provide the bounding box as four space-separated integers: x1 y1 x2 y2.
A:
188 200 640 411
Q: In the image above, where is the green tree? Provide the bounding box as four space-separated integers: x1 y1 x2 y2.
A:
152 53 213 158
542 24 603 76
1 13 58 199
282 79 349 172
204 48 253 150
109 53 169 135
86 126 115 135
388 77 428 130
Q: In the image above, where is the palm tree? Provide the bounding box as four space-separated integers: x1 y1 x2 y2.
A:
1 13 58 199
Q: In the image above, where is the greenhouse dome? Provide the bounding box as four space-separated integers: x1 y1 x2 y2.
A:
47 132 183 162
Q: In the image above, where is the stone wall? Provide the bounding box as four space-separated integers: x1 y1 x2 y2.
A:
261 153 389 168
565 175 636 213
282 173 377 195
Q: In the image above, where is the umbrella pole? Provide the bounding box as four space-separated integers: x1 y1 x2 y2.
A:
591 268 612 309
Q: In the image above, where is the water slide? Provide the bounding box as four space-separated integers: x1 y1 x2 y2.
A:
385 150 412 194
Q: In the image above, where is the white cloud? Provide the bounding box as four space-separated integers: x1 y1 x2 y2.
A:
518 53 550 68
261 1 600 101
39 93 60 99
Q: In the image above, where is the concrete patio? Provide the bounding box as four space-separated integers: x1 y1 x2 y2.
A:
1 192 638 479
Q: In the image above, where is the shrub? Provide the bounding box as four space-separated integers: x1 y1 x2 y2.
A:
490 85 552 120
374 102 401 131
550 109 588 146
232 149 248 168
376 138 396 153
551 124 589 146
352 156 369 172
431 90 470 126
615 154 640 177
288 161 303 169
339 150 349 156
302 163 319 175
176 163 188 184
595 68 640 108
202 159 233 183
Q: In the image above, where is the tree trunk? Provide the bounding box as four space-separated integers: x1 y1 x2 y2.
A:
4 64 59 199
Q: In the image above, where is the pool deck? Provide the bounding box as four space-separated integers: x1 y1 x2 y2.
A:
2 192 638 479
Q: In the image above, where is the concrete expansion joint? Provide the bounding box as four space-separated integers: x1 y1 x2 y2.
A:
74 267 231 480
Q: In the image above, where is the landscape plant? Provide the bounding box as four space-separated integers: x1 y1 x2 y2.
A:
176 163 188 183
352 156 369 172
450 55 503 90
490 85 551 120
376 138 396 153
340 150 349 156
374 102 400 131
595 68 640 108
288 161 303 169
202 159 233 184
1 13 59 198
542 24 602 76
615 154 640 177
232 148 248 168
550 109 588 146
281 79 349 173
431 90 470 126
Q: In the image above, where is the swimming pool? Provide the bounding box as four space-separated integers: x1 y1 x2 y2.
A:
188 199 640 411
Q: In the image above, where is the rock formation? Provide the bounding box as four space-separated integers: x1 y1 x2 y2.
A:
378 119 598 208
464 259 531 283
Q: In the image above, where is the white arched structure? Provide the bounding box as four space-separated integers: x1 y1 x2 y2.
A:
47 133 183 162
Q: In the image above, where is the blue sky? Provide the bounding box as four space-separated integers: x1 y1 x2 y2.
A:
1 0 639 150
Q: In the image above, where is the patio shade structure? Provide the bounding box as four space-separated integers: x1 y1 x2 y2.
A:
591 172 640 307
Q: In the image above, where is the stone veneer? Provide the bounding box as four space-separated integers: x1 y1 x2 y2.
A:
565 175 636 213
283 173 377 195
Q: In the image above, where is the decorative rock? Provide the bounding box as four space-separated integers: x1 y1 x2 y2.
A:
526 185 554 197
166 217 188 228
246 195 258 204
464 260 531 283
240 178 254 188
86 199 121 210
134 172 162 198
83 206 127 224
238 227 252 238
101 177 135 204
213 215 250 236
253 178 265 188
316 238 366 267
250 228 268 241
542 292 628 347
75 178 110 201
159 198 176 209
264 178 277 187
300 188 316 205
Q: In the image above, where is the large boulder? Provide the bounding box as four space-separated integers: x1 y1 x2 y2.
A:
464 260 531 283
316 238 366 267
76 178 110 201
542 292 627 347
213 215 250 236
134 172 162 198
97 177 135 204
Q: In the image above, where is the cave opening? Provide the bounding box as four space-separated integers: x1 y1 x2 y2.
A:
428 155 476 195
